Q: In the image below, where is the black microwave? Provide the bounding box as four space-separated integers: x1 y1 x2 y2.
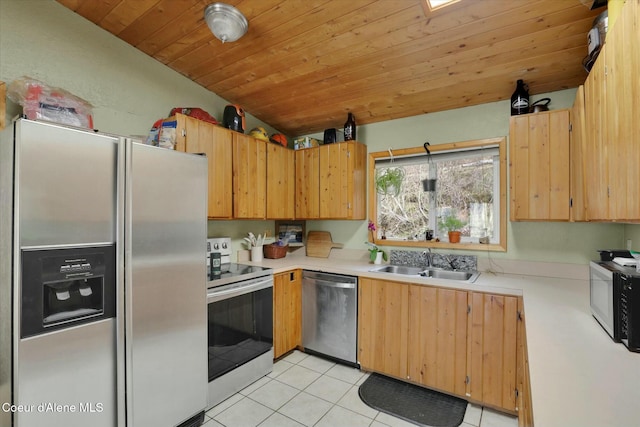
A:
590 261 640 352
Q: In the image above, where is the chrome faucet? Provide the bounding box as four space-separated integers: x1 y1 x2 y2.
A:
422 248 433 268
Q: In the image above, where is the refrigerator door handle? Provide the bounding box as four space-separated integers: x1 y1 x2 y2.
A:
120 138 134 427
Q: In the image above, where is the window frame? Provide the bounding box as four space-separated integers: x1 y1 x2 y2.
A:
368 137 507 252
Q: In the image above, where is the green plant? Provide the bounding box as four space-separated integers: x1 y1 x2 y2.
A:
368 246 388 262
376 167 405 196
438 215 466 233
365 241 388 262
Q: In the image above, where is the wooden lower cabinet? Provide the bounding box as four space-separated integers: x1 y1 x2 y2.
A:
408 285 468 396
516 298 534 427
358 278 408 379
468 292 519 412
358 278 527 418
273 270 302 359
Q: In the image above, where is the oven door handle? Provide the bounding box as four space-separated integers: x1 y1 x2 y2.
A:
207 277 273 303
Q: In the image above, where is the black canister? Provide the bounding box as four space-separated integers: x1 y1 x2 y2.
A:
323 128 337 144
344 113 356 141
510 79 529 115
210 252 221 275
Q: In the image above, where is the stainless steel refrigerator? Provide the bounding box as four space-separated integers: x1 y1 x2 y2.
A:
0 119 208 427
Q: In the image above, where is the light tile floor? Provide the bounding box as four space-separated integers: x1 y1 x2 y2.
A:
204 350 518 427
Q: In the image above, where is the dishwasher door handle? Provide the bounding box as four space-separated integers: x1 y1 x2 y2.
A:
307 278 356 289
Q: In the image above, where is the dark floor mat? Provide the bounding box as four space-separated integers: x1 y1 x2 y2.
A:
358 373 467 427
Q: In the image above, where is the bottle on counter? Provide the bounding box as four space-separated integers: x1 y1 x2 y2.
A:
510 79 529 115
344 112 356 141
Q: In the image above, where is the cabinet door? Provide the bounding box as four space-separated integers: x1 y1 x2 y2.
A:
319 142 366 219
175 114 232 218
509 110 570 221
358 278 408 379
295 148 320 219
273 270 302 359
408 286 467 397
267 144 295 219
570 86 587 222
468 292 518 411
583 48 609 221
233 134 266 218
605 2 640 221
516 297 533 427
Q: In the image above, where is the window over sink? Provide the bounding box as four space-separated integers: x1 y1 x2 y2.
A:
368 137 507 252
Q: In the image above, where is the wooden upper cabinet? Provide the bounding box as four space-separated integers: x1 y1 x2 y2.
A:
174 113 232 218
583 0 640 222
358 278 408 379
468 292 518 412
584 48 609 221
408 285 468 397
295 148 320 218
296 141 366 219
509 110 570 221
604 0 640 221
319 141 367 219
233 133 267 219
267 143 295 219
570 86 587 222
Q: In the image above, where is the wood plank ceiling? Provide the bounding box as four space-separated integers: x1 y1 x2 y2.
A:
56 0 603 136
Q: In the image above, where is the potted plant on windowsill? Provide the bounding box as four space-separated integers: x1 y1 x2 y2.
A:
438 215 466 244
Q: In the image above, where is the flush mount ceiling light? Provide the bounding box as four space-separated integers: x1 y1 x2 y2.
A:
204 3 248 43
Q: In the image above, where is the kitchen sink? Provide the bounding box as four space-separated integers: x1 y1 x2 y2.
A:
370 265 480 283
369 265 423 275
420 268 480 283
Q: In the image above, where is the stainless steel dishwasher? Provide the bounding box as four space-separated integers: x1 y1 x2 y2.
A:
302 270 358 366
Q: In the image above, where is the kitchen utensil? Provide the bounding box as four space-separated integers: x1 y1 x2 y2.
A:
323 128 337 144
270 133 288 147
529 98 551 113
222 104 245 133
305 231 344 258
249 127 269 141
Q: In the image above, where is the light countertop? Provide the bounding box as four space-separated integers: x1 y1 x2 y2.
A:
248 248 640 427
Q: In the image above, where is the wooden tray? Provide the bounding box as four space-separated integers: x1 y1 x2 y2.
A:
305 231 343 258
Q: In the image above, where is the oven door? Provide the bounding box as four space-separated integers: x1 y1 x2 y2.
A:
206 276 273 382
590 261 618 341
